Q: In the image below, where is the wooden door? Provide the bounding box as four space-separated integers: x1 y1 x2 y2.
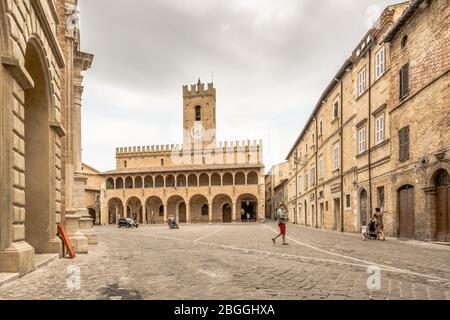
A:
399 186 415 239
436 186 449 242
223 204 232 223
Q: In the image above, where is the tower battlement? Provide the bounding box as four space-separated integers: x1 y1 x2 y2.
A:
183 79 216 98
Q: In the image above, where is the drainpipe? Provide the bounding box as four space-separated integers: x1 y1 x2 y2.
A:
294 150 299 224
315 117 319 228
368 47 373 218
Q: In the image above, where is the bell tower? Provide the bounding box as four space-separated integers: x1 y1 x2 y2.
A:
182 79 216 148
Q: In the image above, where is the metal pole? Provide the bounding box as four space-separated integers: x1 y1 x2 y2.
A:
295 150 298 225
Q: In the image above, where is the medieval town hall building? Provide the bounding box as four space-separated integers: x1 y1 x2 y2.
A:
101 80 265 225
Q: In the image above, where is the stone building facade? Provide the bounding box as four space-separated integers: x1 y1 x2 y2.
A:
286 0 450 241
0 0 94 275
101 80 265 225
265 162 288 220
82 163 102 225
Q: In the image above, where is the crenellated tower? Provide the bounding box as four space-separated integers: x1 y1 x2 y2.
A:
182 79 216 149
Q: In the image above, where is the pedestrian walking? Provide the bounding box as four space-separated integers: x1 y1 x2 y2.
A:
272 204 289 245
374 207 386 241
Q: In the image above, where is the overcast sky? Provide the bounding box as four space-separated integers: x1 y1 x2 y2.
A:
78 0 403 173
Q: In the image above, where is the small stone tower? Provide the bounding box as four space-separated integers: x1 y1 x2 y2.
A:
182 79 216 149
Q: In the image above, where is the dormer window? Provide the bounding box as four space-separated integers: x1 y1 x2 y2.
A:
195 106 201 121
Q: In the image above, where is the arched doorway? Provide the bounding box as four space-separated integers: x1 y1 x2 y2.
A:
167 195 186 223
398 185 415 239
236 194 258 222
24 39 58 253
359 189 369 227
127 197 143 223
435 170 450 242
145 196 164 224
212 194 233 223
189 194 209 223
107 198 123 224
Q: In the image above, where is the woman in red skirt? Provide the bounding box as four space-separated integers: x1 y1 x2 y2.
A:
272 204 289 245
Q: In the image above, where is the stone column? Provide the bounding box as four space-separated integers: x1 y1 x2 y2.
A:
424 187 437 241
186 203 191 224
232 202 237 223
209 202 213 224
163 204 168 223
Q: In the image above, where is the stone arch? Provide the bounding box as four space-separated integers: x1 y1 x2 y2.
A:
212 194 233 223
211 173 221 186
247 171 259 185
125 176 133 189
126 197 143 222
116 177 124 189
167 195 186 223
107 198 123 225
135 176 143 189
358 188 369 228
223 172 233 186
199 173 209 187
432 169 450 242
188 174 198 187
189 194 209 223
106 177 115 190
155 175 164 188
145 196 164 224
176 174 187 187
235 172 246 185
236 193 258 222
23 37 59 254
166 175 175 188
144 176 153 188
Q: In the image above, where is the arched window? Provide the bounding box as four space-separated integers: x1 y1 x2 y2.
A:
247 171 259 185
116 177 124 189
106 178 114 190
144 176 153 188
125 177 133 189
135 176 143 188
195 106 201 121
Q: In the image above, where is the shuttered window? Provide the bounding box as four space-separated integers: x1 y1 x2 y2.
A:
400 63 409 99
399 126 410 162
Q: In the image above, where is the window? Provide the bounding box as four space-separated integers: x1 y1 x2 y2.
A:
319 156 323 178
195 105 202 121
304 174 308 191
333 102 339 119
400 63 409 99
399 126 410 162
319 120 323 136
377 186 385 209
375 115 384 145
401 35 408 49
297 176 301 194
312 134 315 145
333 144 340 171
325 201 329 211
161 159 165 166
358 67 366 96
124 160 127 168
346 194 351 209
201 204 209 216
358 127 366 154
375 47 385 80
310 168 315 186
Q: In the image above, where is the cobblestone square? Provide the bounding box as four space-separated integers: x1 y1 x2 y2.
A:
0 223 449 300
